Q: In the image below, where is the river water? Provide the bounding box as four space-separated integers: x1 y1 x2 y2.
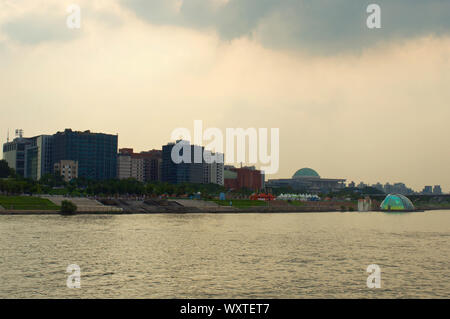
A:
0 211 449 298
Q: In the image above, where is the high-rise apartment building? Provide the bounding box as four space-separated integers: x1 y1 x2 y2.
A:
136 150 162 182
117 149 161 182
26 135 54 180
3 137 32 178
422 186 433 194
117 148 144 182
4 129 118 181
203 151 224 186
3 133 53 180
433 185 442 195
52 129 117 180
161 141 205 184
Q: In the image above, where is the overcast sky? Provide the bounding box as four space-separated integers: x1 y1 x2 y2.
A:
1 0 450 191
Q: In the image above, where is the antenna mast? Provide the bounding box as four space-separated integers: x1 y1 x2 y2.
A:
15 129 24 139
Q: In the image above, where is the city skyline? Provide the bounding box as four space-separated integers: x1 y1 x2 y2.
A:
1 1 450 191
1 1 450 302
2 127 447 194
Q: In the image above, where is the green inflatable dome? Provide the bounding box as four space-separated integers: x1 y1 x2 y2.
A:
380 194 415 211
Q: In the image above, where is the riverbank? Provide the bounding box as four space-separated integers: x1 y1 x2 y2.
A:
0 206 350 215
0 206 446 215
1 195 449 215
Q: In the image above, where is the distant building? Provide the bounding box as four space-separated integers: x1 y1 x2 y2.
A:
224 166 238 186
356 181 414 195
203 151 224 186
357 182 368 189
390 183 414 195
54 160 78 182
266 168 345 193
433 185 442 195
3 136 32 178
422 186 433 195
117 148 162 182
358 197 372 212
117 148 133 179
4 129 118 181
117 148 144 182
31 135 54 180
372 183 384 193
224 166 262 191
261 171 265 189
384 183 393 194
136 150 162 182
161 141 205 184
356 181 413 194
52 129 118 180
3 133 53 180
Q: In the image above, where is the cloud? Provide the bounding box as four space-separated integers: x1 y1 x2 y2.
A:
0 1 124 46
122 0 450 53
1 0 450 189
2 13 79 45
3 0 449 51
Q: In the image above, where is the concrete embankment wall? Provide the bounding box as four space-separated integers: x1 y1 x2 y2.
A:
0 198 375 215
99 198 352 214
39 195 123 213
98 199 236 214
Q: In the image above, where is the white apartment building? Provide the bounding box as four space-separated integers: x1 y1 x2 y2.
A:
54 160 78 182
203 151 224 186
117 151 144 182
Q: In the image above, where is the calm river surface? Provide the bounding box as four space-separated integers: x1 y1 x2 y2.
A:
1 211 449 298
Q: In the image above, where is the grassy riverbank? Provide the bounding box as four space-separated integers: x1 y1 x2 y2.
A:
212 199 268 208
0 196 60 211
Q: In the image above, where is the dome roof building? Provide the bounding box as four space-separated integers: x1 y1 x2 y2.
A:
380 194 415 211
293 168 320 179
267 167 345 193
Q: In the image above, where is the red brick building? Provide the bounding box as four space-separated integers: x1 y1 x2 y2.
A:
118 148 162 182
135 150 162 182
224 166 262 191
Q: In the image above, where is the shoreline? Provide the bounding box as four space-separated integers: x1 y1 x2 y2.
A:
1 207 448 215
2 196 449 215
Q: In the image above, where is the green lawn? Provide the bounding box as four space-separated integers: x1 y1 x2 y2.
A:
213 199 268 208
287 200 306 206
0 196 60 211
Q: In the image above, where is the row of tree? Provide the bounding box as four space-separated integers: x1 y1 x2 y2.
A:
0 176 231 198
2 159 383 199
0 160 15 178
0 160 239 198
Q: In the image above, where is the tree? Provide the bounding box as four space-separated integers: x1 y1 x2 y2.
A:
145 184 154 195
61 200 77 214
361 186 385 195
0 160 13 178
40 173 65 187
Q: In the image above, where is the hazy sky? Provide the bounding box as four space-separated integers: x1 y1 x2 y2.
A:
1 0 450 192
